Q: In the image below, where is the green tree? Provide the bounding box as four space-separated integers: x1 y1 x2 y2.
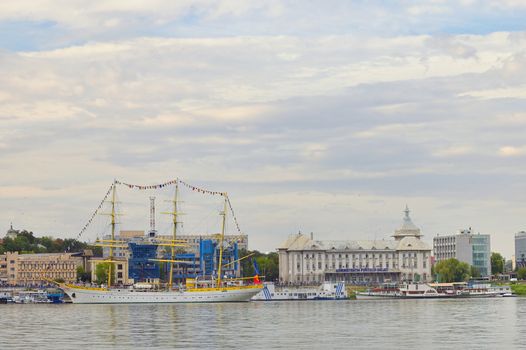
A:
491 252 505 275
238 249 279 282
95 262 114 284
433 258 471 282
39 236 54 251
470 266 481 278
517 267 526 280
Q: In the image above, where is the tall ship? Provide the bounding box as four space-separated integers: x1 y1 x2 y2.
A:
59 179 263 304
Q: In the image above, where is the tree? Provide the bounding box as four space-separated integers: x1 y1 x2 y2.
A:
470 266 481 278
95 262 113 284
491 252 505 275
517 267 526 280
433 258 471 282
238 249 279 281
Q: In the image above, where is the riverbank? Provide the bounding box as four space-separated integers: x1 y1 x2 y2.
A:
511 283 526 296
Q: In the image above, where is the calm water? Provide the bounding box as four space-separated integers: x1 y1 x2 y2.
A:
1 298 525 349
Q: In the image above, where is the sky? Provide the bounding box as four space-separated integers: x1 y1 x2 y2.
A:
1 0 526 258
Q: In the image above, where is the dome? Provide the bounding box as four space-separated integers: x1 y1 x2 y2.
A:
392 206 422 240
396 236 430 251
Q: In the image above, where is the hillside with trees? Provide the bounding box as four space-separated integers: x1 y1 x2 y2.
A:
0 229 102 256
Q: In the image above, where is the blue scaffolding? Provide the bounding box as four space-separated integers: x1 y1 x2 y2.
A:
199 239 239 279
128 242 160 282
128 239 239 283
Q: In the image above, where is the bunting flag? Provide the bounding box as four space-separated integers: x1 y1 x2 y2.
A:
115 179 178 190
178 179 226 197
72 178 243 250
71 183 114 249
226 196 243 236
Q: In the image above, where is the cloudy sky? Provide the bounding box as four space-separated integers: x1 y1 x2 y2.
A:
1 1 526 258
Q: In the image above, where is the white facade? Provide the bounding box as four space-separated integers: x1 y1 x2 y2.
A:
278 207 432 284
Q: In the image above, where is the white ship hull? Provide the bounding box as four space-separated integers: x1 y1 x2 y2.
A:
252 282 347 301
62 285 263 304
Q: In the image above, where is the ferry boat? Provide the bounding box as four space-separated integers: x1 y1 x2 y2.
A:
59 179 263 304
356 282 503 300
354 283 401 300
252 282 348 301
356 283 450 299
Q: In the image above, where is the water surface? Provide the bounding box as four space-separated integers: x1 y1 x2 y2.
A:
1 298 524 349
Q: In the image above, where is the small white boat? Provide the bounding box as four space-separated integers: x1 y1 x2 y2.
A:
251 282 347 301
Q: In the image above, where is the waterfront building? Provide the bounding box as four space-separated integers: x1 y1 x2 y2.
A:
0 254 7 284
433 229 491 276
278 207 432 284
0 252 83 286
89 258 129 285
515 231 526 268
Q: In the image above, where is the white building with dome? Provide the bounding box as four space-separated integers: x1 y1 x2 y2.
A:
277 207 432 284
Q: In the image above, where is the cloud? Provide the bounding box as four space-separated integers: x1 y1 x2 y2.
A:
499 146 526 157
1 3 526 257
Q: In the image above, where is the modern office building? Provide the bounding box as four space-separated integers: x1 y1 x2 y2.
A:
433 228 491 276
278 207 432 284
515 231 526 268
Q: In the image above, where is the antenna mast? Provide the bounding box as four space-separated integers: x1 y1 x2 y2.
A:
149 196 156 238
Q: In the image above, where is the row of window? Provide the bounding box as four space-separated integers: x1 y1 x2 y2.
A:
18 264 77 270
295 258 427 271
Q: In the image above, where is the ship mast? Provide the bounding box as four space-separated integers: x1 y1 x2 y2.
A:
168 181 179 289
216 193 228 288
108 179 117 287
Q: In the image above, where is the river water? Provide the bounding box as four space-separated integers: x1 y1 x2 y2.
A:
1 298 525 349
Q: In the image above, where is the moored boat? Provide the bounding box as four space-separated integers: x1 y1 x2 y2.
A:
61 283 262 304
252 281 347 301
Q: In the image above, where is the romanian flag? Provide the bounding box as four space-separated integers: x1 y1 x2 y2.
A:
252 258 261 284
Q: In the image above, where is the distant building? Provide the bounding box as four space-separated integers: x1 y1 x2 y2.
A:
433 229 491 276
0 251 83 286
5 223 18 239
0 255 7 284
515 231 526 268
278 207 432 284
